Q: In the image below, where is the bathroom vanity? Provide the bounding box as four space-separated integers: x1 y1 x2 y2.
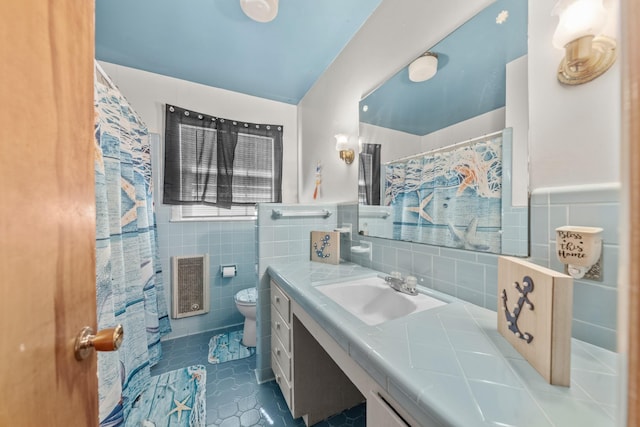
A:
268 261 619 427
271 278 419 426
271 280 365 425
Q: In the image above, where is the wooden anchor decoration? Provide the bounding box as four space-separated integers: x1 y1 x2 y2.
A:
501 276 534 344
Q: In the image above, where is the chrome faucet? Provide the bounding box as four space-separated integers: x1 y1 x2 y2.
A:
381 272 418 296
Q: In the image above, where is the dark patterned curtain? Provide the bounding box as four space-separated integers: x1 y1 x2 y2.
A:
163 104 283 208
359 143 381 205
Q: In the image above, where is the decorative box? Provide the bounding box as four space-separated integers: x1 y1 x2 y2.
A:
310 231 340 265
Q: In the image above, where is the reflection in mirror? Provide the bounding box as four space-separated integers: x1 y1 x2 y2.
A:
358 0 529 256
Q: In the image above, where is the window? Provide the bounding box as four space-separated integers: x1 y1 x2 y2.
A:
230 133 276 203
171 204 256 221
163 104 283 220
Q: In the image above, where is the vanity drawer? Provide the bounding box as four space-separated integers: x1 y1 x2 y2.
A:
271 333 291 382
271 281 291 320
273 356 293 411
271 306 291 353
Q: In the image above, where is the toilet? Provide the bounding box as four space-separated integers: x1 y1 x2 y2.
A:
234 287 257 347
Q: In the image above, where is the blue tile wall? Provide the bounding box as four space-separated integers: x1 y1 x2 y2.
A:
155 205 258 340
352 235 502 311
350 184 620 352
255 203 339 382
530 184 620 351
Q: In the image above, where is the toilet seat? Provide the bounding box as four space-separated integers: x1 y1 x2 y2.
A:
235 287 257 305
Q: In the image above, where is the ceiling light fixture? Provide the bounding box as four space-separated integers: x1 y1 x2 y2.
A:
408 52 438 82
552 0 616 85
240 0 278 23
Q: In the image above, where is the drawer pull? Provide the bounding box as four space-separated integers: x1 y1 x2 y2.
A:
276 375 281 383
276 322 281 329
275 296 280 303
276 349 281 356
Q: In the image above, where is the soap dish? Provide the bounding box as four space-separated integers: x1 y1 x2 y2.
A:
350 242 372 261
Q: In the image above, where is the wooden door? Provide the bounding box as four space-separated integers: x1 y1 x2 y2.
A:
0 1 98 426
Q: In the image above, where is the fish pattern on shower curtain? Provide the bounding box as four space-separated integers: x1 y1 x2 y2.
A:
94 81 172 426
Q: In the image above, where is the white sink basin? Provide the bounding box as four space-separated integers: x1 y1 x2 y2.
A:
317 277 447 325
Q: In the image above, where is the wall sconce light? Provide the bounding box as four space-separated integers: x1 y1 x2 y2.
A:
408 52 438 82
552 0 616 85
335 134 355 164
555 226 603 279
240 0 278 23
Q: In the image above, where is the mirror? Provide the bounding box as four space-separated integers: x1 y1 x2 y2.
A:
358 0 529 256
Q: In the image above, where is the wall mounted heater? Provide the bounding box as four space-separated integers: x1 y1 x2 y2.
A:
171 254 210 319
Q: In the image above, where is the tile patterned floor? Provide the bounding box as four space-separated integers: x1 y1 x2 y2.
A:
150 328 366 427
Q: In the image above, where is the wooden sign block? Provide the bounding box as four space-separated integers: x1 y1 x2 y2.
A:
310 231 340 265
497 256 573 386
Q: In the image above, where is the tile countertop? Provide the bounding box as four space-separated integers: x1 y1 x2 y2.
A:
267 261 620 427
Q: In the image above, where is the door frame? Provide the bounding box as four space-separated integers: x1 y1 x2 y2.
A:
623 0 640 423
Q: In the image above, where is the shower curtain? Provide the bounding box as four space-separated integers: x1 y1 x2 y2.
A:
384 134 503 253
94 81 171 426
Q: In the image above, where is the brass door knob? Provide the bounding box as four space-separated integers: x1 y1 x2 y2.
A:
74 324 124 361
